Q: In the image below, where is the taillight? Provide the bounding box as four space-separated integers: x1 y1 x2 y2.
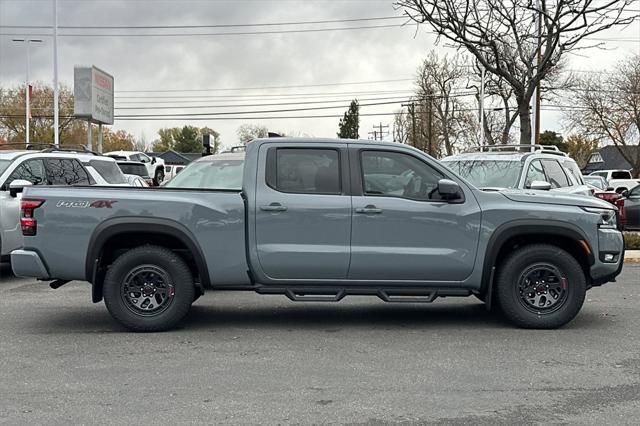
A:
21 199 44 236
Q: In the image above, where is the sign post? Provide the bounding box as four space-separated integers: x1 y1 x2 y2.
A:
74 66 114 153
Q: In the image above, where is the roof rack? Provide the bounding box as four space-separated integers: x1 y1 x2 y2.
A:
473 144 567 156
1 142 99 155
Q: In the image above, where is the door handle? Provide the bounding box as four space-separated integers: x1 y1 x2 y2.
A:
355 205 382 214
260 202 287 212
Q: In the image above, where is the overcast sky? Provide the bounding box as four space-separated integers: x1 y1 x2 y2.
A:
1 0 639 149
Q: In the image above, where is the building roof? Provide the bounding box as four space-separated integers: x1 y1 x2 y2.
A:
582 145 639 174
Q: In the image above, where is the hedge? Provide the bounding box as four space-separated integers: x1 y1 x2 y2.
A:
625 232 640 250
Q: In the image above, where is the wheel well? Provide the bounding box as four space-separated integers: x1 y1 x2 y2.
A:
92 231 205 303
493 233 592 280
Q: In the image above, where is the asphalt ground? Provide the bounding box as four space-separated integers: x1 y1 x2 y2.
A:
1 262 639 425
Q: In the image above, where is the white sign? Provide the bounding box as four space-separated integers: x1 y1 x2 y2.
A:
74 66 114 125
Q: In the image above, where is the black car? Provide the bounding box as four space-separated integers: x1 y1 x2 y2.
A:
622 184 640 230
116 161 154 186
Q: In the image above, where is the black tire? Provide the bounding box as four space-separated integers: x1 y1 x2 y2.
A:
153 168 165 186
103 245 195 332
495 244 586 329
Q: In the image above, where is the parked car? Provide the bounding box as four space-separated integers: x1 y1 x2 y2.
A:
11 139 623 332
163 164 185 182
117 161 154 186
105 150 165 185
124 174 150 188
584 175 621 205
441 145 592 196
0 148 127 260
588 170 640 194
621 185 640 230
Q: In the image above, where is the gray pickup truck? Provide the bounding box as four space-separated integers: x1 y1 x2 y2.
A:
11 138 624 331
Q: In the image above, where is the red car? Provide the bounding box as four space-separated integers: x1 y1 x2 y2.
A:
584 176 626 229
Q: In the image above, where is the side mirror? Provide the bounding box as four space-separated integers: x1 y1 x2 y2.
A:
151 156 156 164
438 179 463 200
9 179 33 197
606 186 615 192
621 190 629 198
529 180 552 191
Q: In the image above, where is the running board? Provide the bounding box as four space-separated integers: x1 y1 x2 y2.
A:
255 286 471 303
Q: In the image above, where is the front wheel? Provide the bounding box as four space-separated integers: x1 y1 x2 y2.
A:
103 245 195 332
153 168 165 186
495 244 586 329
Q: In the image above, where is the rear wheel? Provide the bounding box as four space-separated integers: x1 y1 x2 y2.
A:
495 244 586 329
103 245 194 332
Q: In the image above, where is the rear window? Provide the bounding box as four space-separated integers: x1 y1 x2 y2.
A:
612 171 632 179
90 160 127 184
165 159 244 190
118 163 148 176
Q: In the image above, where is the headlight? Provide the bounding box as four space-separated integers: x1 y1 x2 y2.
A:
582 207 617 229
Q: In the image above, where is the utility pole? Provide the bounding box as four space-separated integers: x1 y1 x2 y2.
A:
479 66 486 147
12 38 42 147
427 97 433 156
53 0 59 146
534 0 542 147
370 122 389 141
402 102 417 148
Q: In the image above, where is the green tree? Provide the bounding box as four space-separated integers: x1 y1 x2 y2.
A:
338 100 359 139
539 130 567 152
172 125 200 153
565 133 599 169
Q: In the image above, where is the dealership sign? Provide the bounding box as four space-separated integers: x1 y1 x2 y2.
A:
74 66 114 125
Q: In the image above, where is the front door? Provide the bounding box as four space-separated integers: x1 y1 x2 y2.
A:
254 145 351 280
348 148 481 282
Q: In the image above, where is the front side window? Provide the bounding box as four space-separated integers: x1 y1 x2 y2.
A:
541 159 569 188
562 161 584 186
45 159 91 185
273 148 340 194
362 151 444 201
525 160 547 188
0 159 11 176
138 154 151 163
4 159 46 188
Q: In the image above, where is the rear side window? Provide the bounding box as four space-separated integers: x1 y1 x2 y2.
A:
90 160 126 184
612 171 632 179
541 159 569 188
4 159 46 188
269 148 341 194
45 159 91 186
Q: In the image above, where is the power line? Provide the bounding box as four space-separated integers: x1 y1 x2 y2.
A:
0 15 406 30
0 23 406 38
115 78 414 93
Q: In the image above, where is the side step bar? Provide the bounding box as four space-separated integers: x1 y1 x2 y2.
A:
257 287 471 303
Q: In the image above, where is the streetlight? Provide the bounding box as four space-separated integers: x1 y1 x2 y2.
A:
12 38 43 147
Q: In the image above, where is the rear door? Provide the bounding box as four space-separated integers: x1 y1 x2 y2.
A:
348 146 481 282
254 144 352 280
0 158 46 255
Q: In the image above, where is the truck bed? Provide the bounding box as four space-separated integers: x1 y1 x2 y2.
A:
20 186 250 285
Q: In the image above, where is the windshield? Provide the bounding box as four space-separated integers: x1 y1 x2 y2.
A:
584 176 606 190
0 159 10 176
165 159 244 190
443 159 523 189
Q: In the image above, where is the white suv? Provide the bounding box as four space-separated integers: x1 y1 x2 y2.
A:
105 151 165 185
0 148 127 260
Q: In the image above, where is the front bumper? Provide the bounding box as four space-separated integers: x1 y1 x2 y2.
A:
589 229 625 286
11 249 50 279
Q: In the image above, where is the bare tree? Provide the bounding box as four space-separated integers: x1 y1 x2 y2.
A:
396 0 637 144
568 54 640 176
415 51 471 156
393 109 409 144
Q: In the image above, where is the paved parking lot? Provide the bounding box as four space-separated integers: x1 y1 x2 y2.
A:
1 262 639 424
